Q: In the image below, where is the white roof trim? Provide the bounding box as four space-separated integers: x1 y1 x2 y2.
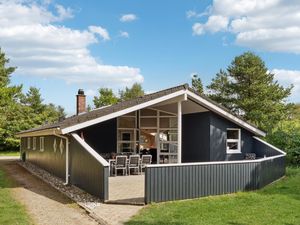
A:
71 133 109 167
147 154 285 168
186 90 266 137
253 136 286 155
62 90 186 134
16 128 61 138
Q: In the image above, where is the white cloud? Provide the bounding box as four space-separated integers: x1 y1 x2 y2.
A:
192 23 204 35
272 69 300 102
120 14 137 22
186 10 201 19
191 0 300 54
0 0 143 86
120 31 129 38
89 25 110 41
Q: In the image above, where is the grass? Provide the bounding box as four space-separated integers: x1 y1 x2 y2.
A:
127 167 300 225
0 151 20 156
0 168 33 224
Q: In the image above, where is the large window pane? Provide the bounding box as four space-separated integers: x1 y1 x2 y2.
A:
119 117 135 128
140 118 157 127
140 109 156 116
160 117 177 128
159 130 178 141
227 129 239 139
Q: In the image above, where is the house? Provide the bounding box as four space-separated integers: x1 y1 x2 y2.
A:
17 84 286 204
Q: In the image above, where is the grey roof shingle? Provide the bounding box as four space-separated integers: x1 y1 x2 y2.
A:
18 83 264 135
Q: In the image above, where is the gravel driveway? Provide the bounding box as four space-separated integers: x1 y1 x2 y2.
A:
0 157 100 225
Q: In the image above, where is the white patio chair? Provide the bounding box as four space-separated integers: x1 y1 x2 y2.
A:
114 155 127 176
140 155 152 172
128 155 140 175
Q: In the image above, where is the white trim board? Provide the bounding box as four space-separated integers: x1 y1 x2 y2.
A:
146 154 285 168
186 90 266 137
71 133 109 167
62 90 186 134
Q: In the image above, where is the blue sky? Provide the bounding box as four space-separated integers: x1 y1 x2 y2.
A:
1 0 300 115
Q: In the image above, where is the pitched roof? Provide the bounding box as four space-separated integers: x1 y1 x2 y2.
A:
17 84 266 137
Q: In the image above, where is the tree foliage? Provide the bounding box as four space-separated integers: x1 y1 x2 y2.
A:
93 88 118 108
266 119 300 165
191 74 204 94
119 83 144 101
0 49 65 151
207 52 293 132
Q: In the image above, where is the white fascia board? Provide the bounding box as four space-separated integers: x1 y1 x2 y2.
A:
62 90 186 134
16 128 61 138
187 90 266 137
253 136 286 155
147 154 285 168
71 133 109 167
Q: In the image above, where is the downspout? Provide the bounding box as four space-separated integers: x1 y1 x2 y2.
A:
53 129 69 185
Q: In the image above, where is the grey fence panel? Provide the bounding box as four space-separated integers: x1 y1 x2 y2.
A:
145 156 285 204
69 136 109 200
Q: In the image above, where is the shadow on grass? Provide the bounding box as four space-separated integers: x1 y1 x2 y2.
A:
0 159 73 205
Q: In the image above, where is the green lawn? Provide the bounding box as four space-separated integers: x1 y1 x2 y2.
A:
0 151 20 156
0 169 33 224
127 167 300 225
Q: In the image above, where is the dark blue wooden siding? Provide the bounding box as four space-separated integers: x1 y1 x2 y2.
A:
78 118 117 155
69 136 109 200
182 112 210 162
21 136 66 180
210 112 254 161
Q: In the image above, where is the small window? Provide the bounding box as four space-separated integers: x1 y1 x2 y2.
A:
40 137 44 152
59 139 64 154
226 128 241 153
53 139 57 153
27 137 31 149
33 137 37 150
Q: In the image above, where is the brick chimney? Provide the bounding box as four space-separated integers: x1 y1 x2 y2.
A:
76 89 86 115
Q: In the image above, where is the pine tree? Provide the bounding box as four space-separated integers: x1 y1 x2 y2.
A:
191 74 204 94
207 52 293 131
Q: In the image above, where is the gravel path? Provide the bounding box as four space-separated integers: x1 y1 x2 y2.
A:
0 158 99 225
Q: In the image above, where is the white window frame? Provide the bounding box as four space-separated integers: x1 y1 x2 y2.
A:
226 128 241 154
40 137 44 152
27 137 31 149
33 137 36 150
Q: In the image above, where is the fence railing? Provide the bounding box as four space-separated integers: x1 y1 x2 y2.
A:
145 137 286 204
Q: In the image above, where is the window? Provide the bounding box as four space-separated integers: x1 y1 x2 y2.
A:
27 137 31 149
40 137 44 152
33 137 36 150
59 139 64 154
226 128 241 153
53 139 57 153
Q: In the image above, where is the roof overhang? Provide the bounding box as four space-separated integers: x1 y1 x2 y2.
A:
61 90 187 134
186 90 266 137
16 127 62 138
60 89 265 137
